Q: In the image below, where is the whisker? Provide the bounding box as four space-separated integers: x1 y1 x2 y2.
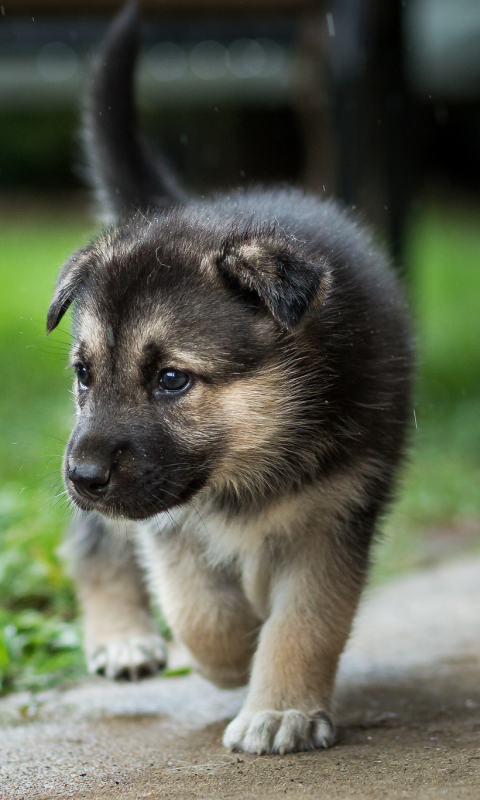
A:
188 500 210 539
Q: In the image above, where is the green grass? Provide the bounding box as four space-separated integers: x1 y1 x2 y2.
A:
0 209 93 693
1 199 480 693
409 204 480 397
372 204 480 581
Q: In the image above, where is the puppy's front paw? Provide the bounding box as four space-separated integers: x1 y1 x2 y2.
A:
87 634 167 680
223 709 335 755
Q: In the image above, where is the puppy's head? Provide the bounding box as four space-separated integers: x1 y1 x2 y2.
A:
48 212 331 519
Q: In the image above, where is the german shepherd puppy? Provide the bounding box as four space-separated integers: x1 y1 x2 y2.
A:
48 2 413 754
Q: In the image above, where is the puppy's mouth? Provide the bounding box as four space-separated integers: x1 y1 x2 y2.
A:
65 465 207 521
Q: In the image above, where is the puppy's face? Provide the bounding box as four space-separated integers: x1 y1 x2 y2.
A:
48 215 330 519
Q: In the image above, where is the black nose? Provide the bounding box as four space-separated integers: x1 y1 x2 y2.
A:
68 461 111 501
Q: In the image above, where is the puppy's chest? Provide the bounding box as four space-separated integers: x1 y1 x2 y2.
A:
145 505 278 618
194 510 277 618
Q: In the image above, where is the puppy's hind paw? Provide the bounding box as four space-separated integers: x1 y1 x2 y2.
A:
88 634 167 681
223 709 335 755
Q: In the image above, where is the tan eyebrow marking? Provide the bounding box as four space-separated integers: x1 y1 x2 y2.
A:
162 349 221 375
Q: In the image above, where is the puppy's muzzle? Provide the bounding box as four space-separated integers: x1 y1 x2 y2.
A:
64 426 204 519
68 460 111 501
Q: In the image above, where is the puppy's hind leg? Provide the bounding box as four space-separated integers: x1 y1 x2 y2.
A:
65 513 166 680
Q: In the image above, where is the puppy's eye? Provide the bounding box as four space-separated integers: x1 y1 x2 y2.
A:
157 368 190 393
75 363 90 389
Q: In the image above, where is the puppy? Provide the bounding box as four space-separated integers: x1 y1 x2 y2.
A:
48 3 413 755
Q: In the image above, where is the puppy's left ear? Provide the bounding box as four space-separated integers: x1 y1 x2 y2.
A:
47 248 91 333
217 232 331 329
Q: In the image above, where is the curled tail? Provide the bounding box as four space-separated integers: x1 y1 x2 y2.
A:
82 1 188 220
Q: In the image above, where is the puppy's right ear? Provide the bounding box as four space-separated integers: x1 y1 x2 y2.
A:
47 248 91 333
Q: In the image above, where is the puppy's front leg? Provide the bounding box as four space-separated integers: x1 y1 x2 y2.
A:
66 514 166 679
224 538 365 754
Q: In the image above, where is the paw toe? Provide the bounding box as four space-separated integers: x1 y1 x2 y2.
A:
312 711 336 749
243 711 283 755
223 713 250 751
273 710 312 754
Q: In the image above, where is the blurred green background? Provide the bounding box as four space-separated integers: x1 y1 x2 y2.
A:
1 1 480 697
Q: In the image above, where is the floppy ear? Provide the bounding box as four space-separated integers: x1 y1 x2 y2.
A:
47 248 91 334
216 231 331 329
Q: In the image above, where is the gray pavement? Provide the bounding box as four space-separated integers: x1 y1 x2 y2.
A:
1 557 480 799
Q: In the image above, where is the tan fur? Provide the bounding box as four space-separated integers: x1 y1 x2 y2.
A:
66 519 166 679
130 464 371 725
80 570 160 661
204 361 327 505
136 521 260 688
72 311 106 356
202 462 372 562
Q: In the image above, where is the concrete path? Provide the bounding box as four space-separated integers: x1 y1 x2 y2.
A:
1 557 480 800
